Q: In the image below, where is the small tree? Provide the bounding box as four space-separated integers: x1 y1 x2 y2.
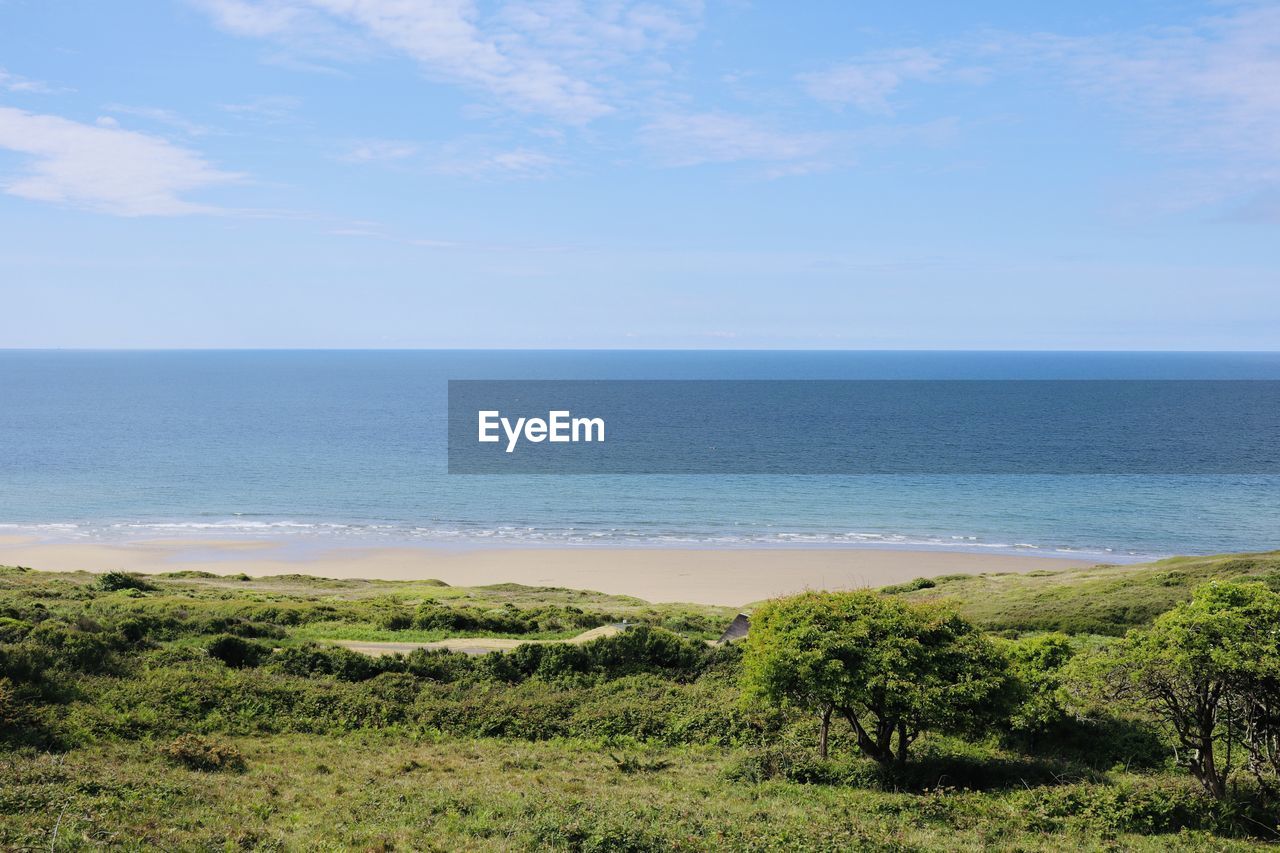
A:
1004 633 1076 749
1085 582 1280 799
742 591 1009 764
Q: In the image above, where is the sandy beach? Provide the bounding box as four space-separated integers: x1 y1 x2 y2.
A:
0 536 1098 606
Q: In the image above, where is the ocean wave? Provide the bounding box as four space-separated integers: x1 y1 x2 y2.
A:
0 518 1151 559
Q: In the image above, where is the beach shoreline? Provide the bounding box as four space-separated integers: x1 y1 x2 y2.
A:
0 536 1099 606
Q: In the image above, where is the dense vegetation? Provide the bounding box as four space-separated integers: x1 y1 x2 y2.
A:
3 552 1280 850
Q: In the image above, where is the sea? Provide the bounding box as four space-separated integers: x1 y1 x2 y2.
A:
2 350 1278 561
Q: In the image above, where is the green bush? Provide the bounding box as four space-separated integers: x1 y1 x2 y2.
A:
401 648 476 682
723 745 874 786
24 621 117 674
1002 633 1075 741
206 634 270 669
580 626 706 680
1022 779 1250 836
272 643 379 681
96 571 157 592
0 617 33 643
880 577 937 595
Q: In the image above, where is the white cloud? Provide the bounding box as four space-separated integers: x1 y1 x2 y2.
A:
0 107 241 216
641 112 832 169
429 144 559 178
799 48 946 113
195 0 304 37
219 94 302 122
192 0 703 123
976 4 1280 215
340 138 420 163
103 104 217 136
1029 5 1280 163
0 68 59 94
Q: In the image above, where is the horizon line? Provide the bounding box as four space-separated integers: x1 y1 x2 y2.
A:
3 347 1280 354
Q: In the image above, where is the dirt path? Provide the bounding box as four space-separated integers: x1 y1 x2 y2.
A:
333 623 625 657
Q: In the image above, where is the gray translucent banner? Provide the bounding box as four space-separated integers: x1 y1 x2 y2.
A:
447 380 1280 474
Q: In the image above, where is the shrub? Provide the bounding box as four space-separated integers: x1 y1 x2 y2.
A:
880 577 937 595
206 634 270 669
0 676 25 730
96 571 157 592
272 643 379 681
480 642 593 683
414 603 533 634
723 745 874 786
581 626 706 680
376 609 413 630
161 734 246 772
1022 779 1249 836
1002 633 1076 741
0 617 33 643
402 648 476 683
25 622 117 674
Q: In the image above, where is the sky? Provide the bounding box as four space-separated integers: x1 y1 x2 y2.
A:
0 0 1278 349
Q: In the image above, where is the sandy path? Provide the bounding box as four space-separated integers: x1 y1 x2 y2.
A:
332 624 625 657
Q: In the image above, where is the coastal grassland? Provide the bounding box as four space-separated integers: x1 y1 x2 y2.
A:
3 554 1280 850
0 566 734 644
887 551 1280 635
0 735 1257 851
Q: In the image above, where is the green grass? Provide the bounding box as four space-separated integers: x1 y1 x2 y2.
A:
1 735 1262 852
6 555 1280 850
889 551 1280 635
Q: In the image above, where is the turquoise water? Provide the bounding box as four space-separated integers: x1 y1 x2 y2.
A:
2 350 1278 559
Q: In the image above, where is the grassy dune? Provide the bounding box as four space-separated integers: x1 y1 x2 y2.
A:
890 551 1280 635
4 553 1280 850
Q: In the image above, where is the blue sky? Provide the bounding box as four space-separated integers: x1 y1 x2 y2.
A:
1 0 1277 348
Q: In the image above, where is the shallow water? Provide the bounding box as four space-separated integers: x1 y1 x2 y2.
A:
2 350 1278 559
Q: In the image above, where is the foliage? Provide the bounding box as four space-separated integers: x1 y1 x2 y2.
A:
1002 633 1076 742
5 560 1280 848
96 571 157 592
1072 582 1280 799
206 634 271 669
742 591 1010 764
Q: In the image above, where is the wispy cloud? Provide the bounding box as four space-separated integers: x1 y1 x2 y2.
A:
0 107 241 216
219 94 302 122
102 104 217 136
0 68 61 94
428 144 560 179
641 112 832 170
340 138 420 163
799 48 947 113
794 5 1280 213
1029 5 1280 162
192 0 703 124
988 4 1280 215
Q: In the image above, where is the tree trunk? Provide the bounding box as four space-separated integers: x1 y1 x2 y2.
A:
841 709 894 765
1191 736 1226 799
895 721 910 765
818 706 832 760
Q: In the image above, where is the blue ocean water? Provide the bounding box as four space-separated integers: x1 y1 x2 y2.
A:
2 350 1279 559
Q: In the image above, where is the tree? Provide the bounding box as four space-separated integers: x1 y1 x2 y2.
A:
741 591 1009 764
1085 582 1280 799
